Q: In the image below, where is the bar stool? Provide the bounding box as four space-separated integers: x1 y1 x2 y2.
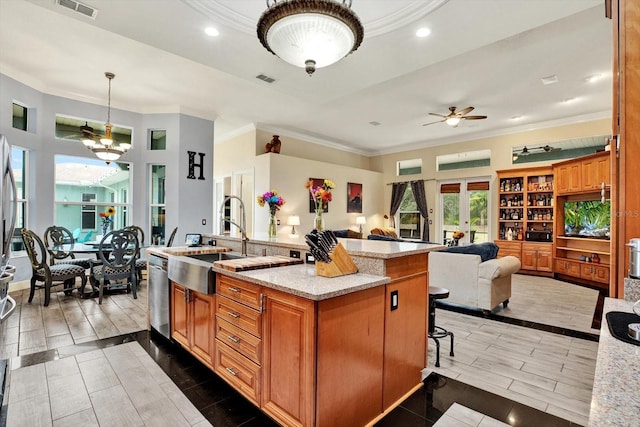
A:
428 286 454 368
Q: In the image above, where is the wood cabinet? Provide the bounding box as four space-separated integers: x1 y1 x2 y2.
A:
553 236 611 291
495 241 522 259
170 282 215 368
521 243 553 272
555 152 610 195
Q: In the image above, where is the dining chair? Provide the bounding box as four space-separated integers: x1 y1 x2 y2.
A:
89 229 139 304
43 226 93 269
123 225 147 282
166 226 178 247
21 228 87 307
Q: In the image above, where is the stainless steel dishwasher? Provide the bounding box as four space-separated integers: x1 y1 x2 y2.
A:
148 253 170 339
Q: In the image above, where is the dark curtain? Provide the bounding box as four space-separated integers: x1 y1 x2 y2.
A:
389 182 408 228
411 180 430 241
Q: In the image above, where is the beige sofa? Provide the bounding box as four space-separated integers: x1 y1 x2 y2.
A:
428 251 521 313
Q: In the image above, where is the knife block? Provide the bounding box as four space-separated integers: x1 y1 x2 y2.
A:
315 243 358 277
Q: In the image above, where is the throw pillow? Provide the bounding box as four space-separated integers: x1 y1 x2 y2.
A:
440 242 499 262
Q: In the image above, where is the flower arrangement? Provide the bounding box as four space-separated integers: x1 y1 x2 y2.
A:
99 206 116 234
452 230 465 240
306 179 335 213
257 190 286 215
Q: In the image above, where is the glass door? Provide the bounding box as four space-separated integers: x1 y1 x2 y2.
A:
439 178 490 245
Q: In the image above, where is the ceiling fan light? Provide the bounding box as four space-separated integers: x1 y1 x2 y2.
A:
446 117 461 126
257 0 364 75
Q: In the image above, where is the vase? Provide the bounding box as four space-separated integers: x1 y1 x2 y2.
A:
314 209 324 231
268 212 277 238
102 222 111 236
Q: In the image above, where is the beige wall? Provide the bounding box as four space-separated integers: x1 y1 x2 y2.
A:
214 129 257 177
370 118 611 241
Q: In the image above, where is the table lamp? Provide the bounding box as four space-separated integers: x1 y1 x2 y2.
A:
356 216 366 234
288 215 300 236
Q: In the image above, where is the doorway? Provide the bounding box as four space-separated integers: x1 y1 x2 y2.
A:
438 178 490 245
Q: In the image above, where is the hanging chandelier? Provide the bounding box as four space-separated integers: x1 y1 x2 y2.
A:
82 72 130 164
257 0 364 76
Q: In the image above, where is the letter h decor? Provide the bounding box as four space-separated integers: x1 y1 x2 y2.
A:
187 151 206 180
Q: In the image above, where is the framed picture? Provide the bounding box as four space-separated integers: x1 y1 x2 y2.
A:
347 182 362 213
309 177 329 213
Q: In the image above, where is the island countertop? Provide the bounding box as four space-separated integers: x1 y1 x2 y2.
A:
212 263 390 301
588 298 640 426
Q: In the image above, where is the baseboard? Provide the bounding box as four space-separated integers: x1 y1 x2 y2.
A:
8 280 30 292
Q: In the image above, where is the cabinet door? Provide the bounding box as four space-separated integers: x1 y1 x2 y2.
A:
536 248 553 272
556 163 581 194
582 155 610 191
171 282 189 348
521 248 537 270
555 259 580 277
191 291 215 368
262 289 316 427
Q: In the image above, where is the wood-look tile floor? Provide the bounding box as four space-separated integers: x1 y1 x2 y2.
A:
1 275 600 426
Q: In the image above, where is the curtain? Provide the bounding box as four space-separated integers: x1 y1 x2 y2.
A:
411 180 430 242
389 182 408 228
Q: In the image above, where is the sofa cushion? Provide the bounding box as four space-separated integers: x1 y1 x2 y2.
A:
370 227 398 238
367 234 403 242
440 242 499 262
333 229 363 239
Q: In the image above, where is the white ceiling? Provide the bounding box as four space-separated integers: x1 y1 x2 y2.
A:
0 0 612 155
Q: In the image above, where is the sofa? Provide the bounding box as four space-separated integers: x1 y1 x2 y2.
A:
428 242 521 313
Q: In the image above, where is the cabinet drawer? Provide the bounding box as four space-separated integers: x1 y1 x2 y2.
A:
495 241 521 259
217 275 262 310
215 340 261 405
216 317 262 365
216 295 262 338
580 264 610 284
555 259 580 276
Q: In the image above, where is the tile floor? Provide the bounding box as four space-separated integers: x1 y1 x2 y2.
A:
0 274 602 426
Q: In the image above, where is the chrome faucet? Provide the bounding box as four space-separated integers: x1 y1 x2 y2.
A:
219 195 249 256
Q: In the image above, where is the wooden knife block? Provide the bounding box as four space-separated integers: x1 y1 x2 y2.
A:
315 243 358 277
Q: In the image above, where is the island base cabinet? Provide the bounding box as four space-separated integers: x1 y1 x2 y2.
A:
316 286 385 427
262 289 316 427
170 282 215 369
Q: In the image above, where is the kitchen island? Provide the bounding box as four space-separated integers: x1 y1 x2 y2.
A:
149 237 444 427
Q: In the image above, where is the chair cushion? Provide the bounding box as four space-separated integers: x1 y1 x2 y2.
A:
370 227 398 238
61 258 93 269
135 258 147 269
92 264 133 280
439 242 499 262
37 263 86 279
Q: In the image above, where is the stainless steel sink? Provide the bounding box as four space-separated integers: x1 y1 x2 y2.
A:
185 252 250 263
167 252 255 294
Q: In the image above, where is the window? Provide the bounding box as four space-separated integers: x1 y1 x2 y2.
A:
12 102 28 131
511 135 608 164
437 149 491 171
397 186 422 239
150 165 166 244
397 159 422 176
54 155 131 236
11 147 27 252
150 130 166 150
54 114 133 148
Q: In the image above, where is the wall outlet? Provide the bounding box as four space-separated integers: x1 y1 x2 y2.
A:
290 250 300 259
390 290 399 311
305 253 315 264
208 239 216 246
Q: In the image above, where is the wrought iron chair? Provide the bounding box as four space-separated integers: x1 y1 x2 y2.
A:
21 229 87 307
43 226 93 269
166 226 178 247
89 229 139 304
123 225 146 282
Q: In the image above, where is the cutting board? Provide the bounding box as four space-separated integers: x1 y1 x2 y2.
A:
214 255 304 272
164 247 232 256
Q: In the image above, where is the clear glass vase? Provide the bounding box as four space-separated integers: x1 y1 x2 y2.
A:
268 212 277 238
314 208 324 231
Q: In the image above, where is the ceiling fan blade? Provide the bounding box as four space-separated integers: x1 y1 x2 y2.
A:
457 106 474 116
462 115 487 120
428 112 447 118
422 119 446 126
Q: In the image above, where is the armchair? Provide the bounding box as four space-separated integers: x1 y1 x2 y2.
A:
21 229 87 307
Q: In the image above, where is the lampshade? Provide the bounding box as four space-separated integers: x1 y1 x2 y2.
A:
355 216 366 225
446 117 461 126
257 0 364 76
287 215 301 226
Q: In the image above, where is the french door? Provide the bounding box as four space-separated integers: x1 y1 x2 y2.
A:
438 178 490 245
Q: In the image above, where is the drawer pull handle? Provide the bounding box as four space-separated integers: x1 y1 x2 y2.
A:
228 287 241 293
228 311 240 319
228 335 240 343
226 367 238 376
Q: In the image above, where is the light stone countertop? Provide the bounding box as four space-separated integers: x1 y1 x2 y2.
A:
588 298 640 426
212 263 390 301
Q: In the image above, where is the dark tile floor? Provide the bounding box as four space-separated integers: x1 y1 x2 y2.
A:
1 328 585 427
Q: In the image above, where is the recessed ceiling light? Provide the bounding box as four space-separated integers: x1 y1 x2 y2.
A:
369 121 381 126
204 27 219 37
416 28 431 38
511 115 523 120
541 75 559 85
585 74 602 83
562 97 576 104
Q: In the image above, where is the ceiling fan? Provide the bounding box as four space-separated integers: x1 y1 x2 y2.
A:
422 106 487 127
